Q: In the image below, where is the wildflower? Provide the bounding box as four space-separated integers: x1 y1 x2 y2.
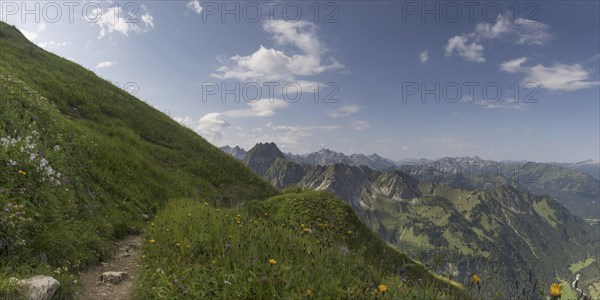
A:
378 284 388 293
148 239 156 243
225 243 232 250
401 276 407 283
176 243 181 247
550 283 562 297
268 258 277 265
204 202 208 206
347 230 352 234
264 212 269 216
273 271 279 278
71 279 77 285
471 274 480 284
18 170 26 175
307 289 313 297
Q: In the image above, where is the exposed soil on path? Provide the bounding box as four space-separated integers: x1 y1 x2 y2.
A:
75 235 142 300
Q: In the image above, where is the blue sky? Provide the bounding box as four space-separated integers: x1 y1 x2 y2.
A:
2 1 599 162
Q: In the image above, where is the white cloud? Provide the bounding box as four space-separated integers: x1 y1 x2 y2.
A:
175 113 231 142
499 57 528 73
141 13 154 28
444 35 485 63
94 6 154 39
474 99 529 111
223 99 289 118
499 58 600 92
327 104 361 118
350 120 370 131
445 15 552 63
187 0 203 14
20 22 46 41
37 41 69 49
212 20 344 82
419 49 429 63
95 61 116 69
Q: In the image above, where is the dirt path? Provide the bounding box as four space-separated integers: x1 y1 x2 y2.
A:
75 235 143 300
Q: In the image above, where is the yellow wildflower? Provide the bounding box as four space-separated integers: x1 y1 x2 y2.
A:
18 170 26 175
378 284 388 293
148 239 156 243
471 274 480 284
306 289 312 297
550 283 561 297
268 258 277 265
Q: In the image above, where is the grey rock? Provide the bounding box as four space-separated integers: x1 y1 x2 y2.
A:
99 271 129 285
17 275 60 300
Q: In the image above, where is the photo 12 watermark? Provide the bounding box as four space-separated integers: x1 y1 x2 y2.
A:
199 1 340 24
200 81 340 104
400 81 539 104
400 1 539 23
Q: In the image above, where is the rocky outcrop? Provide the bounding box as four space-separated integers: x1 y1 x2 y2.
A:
15 275 60 300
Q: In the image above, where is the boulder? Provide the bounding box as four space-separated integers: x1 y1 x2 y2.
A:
17 275 60 300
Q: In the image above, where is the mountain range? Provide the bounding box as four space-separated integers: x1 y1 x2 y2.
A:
226 142 600 299
221 146 600 221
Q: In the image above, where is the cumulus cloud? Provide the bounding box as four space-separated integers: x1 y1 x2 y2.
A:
500 57 600 92
20 23 46 41
95 61 116 69
419 49 429 63
92 5 155 39
37 41 69 49
327 104 361 118
223 99 290 118
445 15 552 63
212 20 344 82
174 99 290 143
175 113 231 142
444 35 485 63
187 0 203 14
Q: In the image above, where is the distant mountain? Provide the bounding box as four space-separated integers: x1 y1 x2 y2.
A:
401 157 600 220
243 142 600 299
219 145 247 160
561 160 600 180
243 142 285 176
284 148 397 170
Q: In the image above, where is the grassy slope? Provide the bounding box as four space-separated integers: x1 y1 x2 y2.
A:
138 190 467 299
0 21 276 298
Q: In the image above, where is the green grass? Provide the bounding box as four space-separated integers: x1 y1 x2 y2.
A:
0 21 275 298
137 192 468 299
569 258 595 274
532 199 558 228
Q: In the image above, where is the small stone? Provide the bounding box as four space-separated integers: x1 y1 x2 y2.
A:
99 272 129 285
142 214 150 221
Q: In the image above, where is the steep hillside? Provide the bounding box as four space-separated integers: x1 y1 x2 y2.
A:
0 20 276 296
246 143 600 299
137 192 467 299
